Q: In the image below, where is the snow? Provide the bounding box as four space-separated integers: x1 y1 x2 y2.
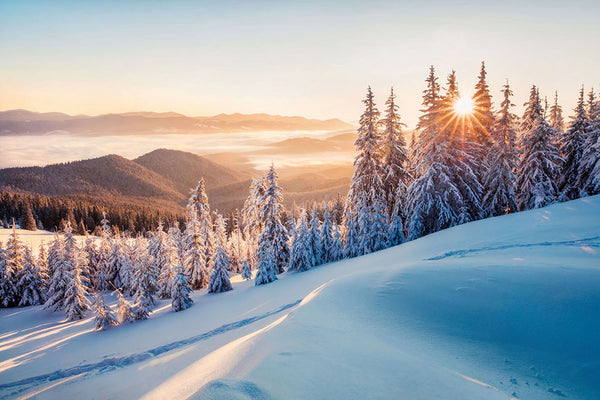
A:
0 229 91 257
1 196 599 399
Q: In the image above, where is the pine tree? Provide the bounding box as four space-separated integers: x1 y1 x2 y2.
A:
257 165 289 274
17 247 47 306
517 86 562 209
158 227 180 298
171 264 193 311
381 87 410 218
19 205 37 231
94 214 112 291
471 61 495 169
208 246 233 293
342 208 359 259
131 237 156 318
183 213 208 289
577 88 600 195
330 222 343 262
116 290 135 324
288 210 313 272
92 294 117 330
320 203 334 263
187 179 214 276
558 87 587 200
307 208 323 265
241 259 252 280
482 79 519 216
63 261 90 320
44 233 69 311
255 240 276 286
1 224 24 306
241 177 266 268
83 237 98 290
549 91 565 135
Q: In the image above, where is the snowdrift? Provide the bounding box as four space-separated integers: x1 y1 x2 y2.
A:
1 196 599 399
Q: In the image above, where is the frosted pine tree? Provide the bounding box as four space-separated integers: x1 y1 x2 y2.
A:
44 233 70 311
288 210 313 272
549 91 565 140
482 79 519 216
577 89 600 195
107 235 125 290
342 208 359 259
320 203 334 263
116 290 135 324
63 260 90 321
208 246 233 293
212 213 228 250
559 87 587 200
171 264 193 311
255 239 276 286
83 236 98 289
517 86 562 210
227 216 244 274
131 237 156 318
330 222 343 262
241 177 266 268
471 61 495 170
94 214 112 291
158 227 180 298
183 213 208 289
18 247 47 306
258 165 289 274
187 179 214 277
241 259 252 280
381 87 410 218
1 224 24 306
307 208 323 265
408 68 474 239
92 294 117 330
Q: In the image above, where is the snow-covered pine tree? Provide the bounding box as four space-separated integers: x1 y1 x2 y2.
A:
158 227 180 298
92 294 117 330
241 259 252 280
307 208 323 265
83 236 98 290
62 221 90 320
18 247 47 306
517 85 562 210
344 86 387 255
1 224 24 307
255 238 276 286
212 213 228 250
187 179 214 277
407 69 481 239
577 89 600 195
107 235 125 290
183 213 208 289
258 165 289 274
288 210 313 272
131 236 156 319
471 61 495 170
342 208 359 259
19 205 37 231
381 87 410 219
227 215 243 274
44 233 70 311
116 289 134 324
94 214 112 291
171 264 193 311
320 203 334 263
208 246 233 293
330 222 343 262
559 87 587 200
482 79 519 216
549 91 565 137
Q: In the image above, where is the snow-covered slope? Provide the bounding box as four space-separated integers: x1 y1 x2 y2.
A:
1 197 599 400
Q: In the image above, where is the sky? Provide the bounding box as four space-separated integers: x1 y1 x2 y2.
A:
1 0 599 128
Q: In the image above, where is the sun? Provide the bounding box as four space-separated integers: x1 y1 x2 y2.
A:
454 96 474 116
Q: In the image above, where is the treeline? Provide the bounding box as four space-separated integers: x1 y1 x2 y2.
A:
0 191 185 235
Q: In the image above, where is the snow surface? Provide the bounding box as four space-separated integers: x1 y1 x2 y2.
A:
1 196 599 399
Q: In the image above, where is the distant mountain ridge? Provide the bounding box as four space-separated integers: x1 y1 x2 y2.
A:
0 109 353 135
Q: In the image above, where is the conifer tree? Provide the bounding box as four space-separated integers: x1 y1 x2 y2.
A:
517 86 562 209
171 264 193 311
330 222 343 262
183 213 208 289
577 89 600 195
471 61 495 168
241 259 252 280
44 233 69 311
320 203 334 263
209 246 233 293
288 210 313 272
131 237 156 318
255 240 276 286
381 87 410 218
343 208 359 259
63 260 90 320
94 214 112 291
549 91 565 136
257 165 289 275
307 208 323 265
1 224 24 306
187 179 214 275
241 177 266 267
19 205 37 231
116 290 134 324
92 294 117 330
559 87 587 200
482 79 519 216
158 228 179 298
18 247 47 306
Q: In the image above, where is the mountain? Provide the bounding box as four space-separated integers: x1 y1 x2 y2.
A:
0 110 353 136
2 196 598 399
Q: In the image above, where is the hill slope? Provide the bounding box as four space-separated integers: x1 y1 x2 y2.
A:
1 196 598 399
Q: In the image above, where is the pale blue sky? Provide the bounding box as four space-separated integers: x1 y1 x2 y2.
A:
1 0 598 127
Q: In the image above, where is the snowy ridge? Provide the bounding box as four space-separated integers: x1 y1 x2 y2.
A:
0 196 599 399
